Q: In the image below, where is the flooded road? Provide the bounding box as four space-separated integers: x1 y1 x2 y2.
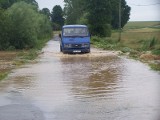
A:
0 36 160 120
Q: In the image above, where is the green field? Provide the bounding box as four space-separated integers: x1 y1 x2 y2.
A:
112 21 160 51
91 21 160 70
124 21 160 29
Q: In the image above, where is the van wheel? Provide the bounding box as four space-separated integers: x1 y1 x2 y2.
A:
60 45 62 52
87 49 90 53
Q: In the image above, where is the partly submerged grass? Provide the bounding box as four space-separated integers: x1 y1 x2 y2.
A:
0 36 51 80
111 29 160 51
91 21 160 71
0 72 8 81
149 63 160 71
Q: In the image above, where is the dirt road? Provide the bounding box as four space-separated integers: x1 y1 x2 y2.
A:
0 36 160 120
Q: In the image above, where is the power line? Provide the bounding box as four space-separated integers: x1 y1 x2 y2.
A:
129 2 160 6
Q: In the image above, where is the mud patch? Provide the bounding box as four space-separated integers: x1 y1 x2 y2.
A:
0 52 17 80
0 52 17 60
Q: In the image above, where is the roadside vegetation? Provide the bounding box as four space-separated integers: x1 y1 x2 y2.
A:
91 21 160 71
0 0 53 80
64 0 131 37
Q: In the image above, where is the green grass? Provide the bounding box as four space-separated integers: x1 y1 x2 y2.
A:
0 36 51 81
91 21 160 71
149 63 160 71
0 72 8 81
152 49 160 55
124 21 160 29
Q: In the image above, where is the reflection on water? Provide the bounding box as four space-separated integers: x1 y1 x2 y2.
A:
0 40 160 120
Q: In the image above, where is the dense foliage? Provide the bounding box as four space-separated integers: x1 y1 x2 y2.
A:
64 0 85 24
86 0 112 37
40 8 51 19
0 0 131 50
0 1 52 50
64 0 131 37
0 0 38 9
0 9 11 49
51 5 64 30
111 0 131 29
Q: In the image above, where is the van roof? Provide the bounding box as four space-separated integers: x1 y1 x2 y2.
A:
63 25 87 28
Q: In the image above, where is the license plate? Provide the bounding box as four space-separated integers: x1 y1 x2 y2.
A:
73 50 81 53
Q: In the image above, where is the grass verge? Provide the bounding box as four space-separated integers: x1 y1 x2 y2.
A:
0 36 51 81
91 21 160 71
149 63 160 71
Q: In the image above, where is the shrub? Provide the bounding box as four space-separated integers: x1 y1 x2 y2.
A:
0 9 11 50
0 2 52 50
7 2 40 49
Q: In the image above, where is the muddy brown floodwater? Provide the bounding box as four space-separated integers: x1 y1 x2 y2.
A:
0 36 160 120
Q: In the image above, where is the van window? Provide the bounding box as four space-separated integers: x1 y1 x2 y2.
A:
63 27 89 37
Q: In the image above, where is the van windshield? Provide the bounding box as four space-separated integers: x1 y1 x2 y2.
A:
63 27 89 37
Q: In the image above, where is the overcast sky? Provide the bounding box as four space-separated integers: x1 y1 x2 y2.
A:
36 0 160 21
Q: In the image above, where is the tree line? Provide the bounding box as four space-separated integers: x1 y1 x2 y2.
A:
0 0 131 50
0 0 52 50
46 0 131 37
63 0 131 37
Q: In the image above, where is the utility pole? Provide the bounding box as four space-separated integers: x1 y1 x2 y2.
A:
118 0 122 42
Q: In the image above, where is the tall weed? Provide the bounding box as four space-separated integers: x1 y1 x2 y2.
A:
141 37 157 51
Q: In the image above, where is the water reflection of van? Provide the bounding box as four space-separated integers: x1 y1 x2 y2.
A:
59 25 90 53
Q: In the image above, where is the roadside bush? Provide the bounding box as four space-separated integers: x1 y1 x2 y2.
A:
89 24 111 37
0 2 52 50
0 9 11 50
7 2 41 49
91 36 118 50
52 23 61 31
91 36 102 43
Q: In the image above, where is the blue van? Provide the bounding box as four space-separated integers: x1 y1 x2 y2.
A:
59 25 90 53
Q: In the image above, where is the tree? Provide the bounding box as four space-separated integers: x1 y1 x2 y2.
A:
6 2 51 49
0 9 11 50
51 5 64 30
22 0 38 7
63 0 131 35
0 0 38 9
7 2 39 49
41 8 51 19
0 1 52 50
64 0 85 24
111 0 131 29
86 0 112 37
0 0 17 9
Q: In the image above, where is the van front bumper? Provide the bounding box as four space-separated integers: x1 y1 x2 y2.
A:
62 48 90 53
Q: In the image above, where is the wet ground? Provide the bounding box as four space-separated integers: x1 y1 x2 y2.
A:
0 36 160 120
0 52 17 73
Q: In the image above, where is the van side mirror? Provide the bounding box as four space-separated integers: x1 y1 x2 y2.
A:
59 33 61 38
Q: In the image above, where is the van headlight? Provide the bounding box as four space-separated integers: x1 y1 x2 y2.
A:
64 44 72 48
81 43 89 47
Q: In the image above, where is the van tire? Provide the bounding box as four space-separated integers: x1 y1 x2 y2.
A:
60 45 62 52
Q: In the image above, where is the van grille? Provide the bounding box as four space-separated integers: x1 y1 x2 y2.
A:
72 44 82 48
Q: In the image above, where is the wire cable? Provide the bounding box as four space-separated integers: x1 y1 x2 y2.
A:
128 2 160 6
